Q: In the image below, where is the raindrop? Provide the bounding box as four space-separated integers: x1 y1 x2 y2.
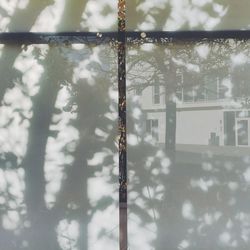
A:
97 32 102 38
140 32 146 38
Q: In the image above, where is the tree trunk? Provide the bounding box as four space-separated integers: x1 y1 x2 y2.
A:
164 98 176 164
23 56 61 250
54 137 91 250
20 1 88 248
154 54 179 250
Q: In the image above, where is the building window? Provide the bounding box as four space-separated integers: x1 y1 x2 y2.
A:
237 119 249 146
205 75 218 100
183 88 194 102
195 83 206 101
176 70 184 101
153 85 160 104
135 87 142 96
146 119 159 141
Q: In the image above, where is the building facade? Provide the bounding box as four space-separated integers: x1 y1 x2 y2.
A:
135 83 250 148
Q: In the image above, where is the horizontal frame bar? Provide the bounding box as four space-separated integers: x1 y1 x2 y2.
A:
1 30 250 45
126 30 250 41
0 32 117 44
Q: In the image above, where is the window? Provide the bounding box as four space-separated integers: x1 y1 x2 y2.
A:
146 119 159 141
2 1 250 250
204 75 217 101
135 87 142 96
218 79 228 99
152 85 160 104
237 119 249 146
176 70 184 101
183 87 194 102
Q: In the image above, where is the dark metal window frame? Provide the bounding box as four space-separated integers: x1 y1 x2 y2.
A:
1 13 250 250
1 30 250 44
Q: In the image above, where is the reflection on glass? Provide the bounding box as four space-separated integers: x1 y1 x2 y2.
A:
237 120 248 146
127 40 250 249
127 0 250 31
0 44 118 250
0 0 116 32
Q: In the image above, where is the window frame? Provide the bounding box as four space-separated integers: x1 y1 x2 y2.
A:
1 2 250 250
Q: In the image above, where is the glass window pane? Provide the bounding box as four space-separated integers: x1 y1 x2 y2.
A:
153 85 160 104
237 120 248 146
127 39 250 249
127 0 250 31
0 43 118 250
0 0 116 32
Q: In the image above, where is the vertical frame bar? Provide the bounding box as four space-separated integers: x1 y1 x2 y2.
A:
118 0 127 250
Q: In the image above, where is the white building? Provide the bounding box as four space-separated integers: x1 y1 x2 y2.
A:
135 84 250 148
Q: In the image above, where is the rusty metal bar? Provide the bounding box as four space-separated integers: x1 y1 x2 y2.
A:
0 32 117 44
126 30 250 41
118 0 127 250
1 30 250 45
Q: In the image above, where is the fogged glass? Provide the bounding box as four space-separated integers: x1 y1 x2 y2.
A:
0 43 118 250
127 0 250 31
127 40 250 249
0 0 116 32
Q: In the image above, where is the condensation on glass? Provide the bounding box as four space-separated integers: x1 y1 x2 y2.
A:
0 0 116 32
127 0 250 31
127 39 250 249
0 43 118 250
